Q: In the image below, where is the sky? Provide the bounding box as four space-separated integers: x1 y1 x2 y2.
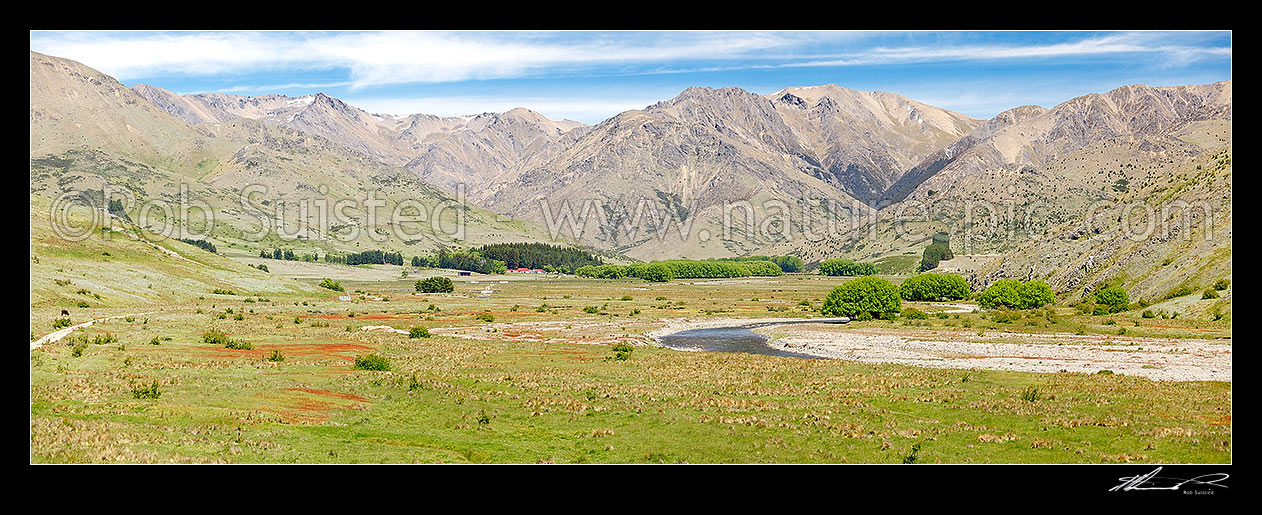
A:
30 30 1232 124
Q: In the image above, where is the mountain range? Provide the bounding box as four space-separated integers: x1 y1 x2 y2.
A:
30 50 1232 302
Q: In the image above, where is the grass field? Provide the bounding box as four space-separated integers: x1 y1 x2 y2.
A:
30 256 1232 463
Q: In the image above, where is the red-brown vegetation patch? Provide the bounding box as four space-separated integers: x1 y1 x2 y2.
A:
287 387 369 403
262 387 368 424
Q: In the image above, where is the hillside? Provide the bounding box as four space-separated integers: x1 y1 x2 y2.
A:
975 143 1231 308
29 195 318 326
32 51 558 261
764 82 1233 273
130 84 590 197
481 85 982 260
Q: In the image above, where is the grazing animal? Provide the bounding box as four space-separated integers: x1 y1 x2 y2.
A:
61 309 70 317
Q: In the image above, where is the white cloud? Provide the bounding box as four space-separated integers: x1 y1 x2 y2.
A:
30 30 857 88
33 30 1226 90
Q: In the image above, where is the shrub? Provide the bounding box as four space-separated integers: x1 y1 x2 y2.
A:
224 339 253 350
353 354 391 371
52 317 71 329
818 259 877 276
409 326 431 338
1202 288 1219 299
1095 286 1130 313
415 276 454 293
899 274 971 301
202 329 230 345
1141 310 1156 319
318 278 344 292
267 350 285 362
475 312 495 323
1018 281 1055 309
131 380 161 400
1019 386 1040 402
611 343 634 361
977 279 1021 309
1213 278 1230 291
821 277 901 319
978 279 1055 310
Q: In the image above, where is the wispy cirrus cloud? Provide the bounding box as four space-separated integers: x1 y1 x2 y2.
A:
29 30 1230 123
30 31 863 88
32 30 1229 90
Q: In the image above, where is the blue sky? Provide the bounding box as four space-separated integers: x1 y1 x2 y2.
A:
30 30 1231 124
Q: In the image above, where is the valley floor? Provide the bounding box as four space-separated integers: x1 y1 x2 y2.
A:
30 272 1231 464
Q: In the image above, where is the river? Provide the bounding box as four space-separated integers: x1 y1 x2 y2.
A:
656 318 849 359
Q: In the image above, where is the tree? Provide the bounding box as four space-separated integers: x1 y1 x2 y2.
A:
819 259 877 276
977 279 1022 309
318 278 344 292
978 279 1055 309
637 263 675 282
900 273 971 301
1018 281 1056 309
1095 286 1130 313
821 277 901 319
416 276 454 293
920 233 954 271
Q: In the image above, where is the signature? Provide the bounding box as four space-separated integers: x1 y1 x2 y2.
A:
1110 467 1229 492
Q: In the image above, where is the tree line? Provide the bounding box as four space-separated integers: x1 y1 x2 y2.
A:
471 242 603 274
576 259 783 282
177 238 217 254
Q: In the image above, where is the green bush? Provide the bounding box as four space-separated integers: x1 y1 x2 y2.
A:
318 278 344 292
978 279 1055 310
610 343 634 361
899 274 971 301
577 259 780 281
818 259 877 276
821 277 901 320
52 317 71 329
224 339 252 350
1141 310 1156 318
267 350 285 362
131 380 161 400
409 326 431 338
353 354 391 371
1202 288 1219 299
1095 286 1130 313
637 263 675 282
1213 278 1230 291
475 312 495 323
415 276 455 293
201 329 230 345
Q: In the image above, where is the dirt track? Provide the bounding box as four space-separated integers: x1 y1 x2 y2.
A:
30 312 158 350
